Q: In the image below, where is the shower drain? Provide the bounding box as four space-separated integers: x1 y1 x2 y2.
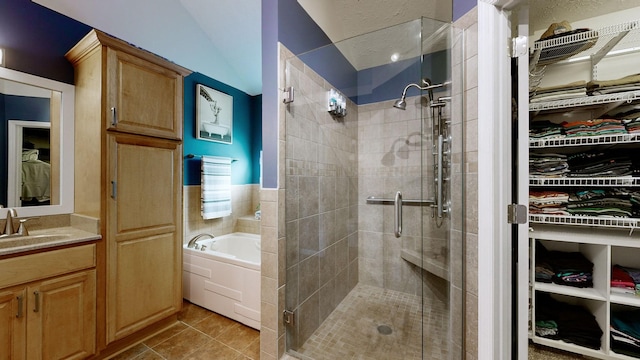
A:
377 325 393 335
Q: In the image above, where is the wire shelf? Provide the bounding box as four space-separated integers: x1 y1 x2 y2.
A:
530 19 640 92
530 214 640 229
529 177 640 187
530 133 640 148
529 90 640 111
533 20 640 51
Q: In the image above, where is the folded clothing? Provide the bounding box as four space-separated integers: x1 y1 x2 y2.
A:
536 292 602 349
535 241 594 288
612 265 640 295
587 73 640 96
611 309 640 357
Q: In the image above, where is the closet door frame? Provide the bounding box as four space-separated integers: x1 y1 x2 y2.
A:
477 0 529 359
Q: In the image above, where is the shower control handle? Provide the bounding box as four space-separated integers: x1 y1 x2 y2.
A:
394 191 402 238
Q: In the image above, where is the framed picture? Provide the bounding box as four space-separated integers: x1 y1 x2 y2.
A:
196 84 233 144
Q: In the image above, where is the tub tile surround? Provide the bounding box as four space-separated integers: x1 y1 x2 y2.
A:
183 184 261 243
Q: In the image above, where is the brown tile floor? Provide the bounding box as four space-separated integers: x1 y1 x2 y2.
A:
112 301 260 360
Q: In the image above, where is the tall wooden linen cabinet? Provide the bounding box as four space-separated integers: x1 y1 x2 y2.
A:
66 29 190 355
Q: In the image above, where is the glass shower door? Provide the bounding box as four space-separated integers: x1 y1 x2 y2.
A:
282 17 464 359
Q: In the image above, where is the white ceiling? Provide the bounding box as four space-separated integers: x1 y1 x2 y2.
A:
34 0 262 95
529 0 640 33
34 0 455 96
32 0 640 96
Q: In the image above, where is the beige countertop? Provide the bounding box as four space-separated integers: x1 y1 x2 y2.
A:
0 226 101 256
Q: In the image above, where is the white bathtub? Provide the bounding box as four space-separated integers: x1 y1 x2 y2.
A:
183 232 261 329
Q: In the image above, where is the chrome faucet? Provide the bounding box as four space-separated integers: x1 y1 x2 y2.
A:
187 233 214 249
3 209 17 236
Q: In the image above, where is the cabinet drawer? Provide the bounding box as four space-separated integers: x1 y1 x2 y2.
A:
0 244 96 288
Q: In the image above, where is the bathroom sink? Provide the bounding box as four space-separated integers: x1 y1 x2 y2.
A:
0 233 72 249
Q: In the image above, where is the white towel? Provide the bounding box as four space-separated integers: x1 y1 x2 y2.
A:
201 156 232 219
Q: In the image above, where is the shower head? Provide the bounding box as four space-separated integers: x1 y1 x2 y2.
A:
393 98 407 110
392 78 434 110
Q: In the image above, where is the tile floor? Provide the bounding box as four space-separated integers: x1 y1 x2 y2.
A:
291 284 447 360
112 301 259 360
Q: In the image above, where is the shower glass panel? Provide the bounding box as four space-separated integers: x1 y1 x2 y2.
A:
283 17 464 359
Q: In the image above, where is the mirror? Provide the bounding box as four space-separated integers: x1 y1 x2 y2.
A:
0 67 74 219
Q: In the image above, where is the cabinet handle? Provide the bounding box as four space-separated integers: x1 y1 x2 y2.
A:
111 107 118 126
33 291 39 313
16 295 23 318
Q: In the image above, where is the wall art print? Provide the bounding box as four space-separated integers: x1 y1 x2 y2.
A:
196 84 233 144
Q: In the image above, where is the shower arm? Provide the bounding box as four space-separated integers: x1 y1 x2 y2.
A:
398 81 446 102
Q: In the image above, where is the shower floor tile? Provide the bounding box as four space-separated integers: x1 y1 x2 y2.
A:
292 283 448 360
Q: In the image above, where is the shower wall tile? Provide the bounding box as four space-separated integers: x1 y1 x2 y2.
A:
285 264 298 309
335 237 349 275
318 211 336 249
298 253 319 304
298 176 319 217
359 257 383 288
281 43 360 354
466 292 479 359
319 245 336 286
360 230 383 260
335 267 351 304
465 87 479 124
319 177 336 213
465 232 479 297
455 6 479 359
298 292 320 345
285 220 299 266
466 54 479 90
298 215 319 261
319 279 336 323
465 173 479 234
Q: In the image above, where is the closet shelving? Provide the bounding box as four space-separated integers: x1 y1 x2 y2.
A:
529 18 640 360
530 19 640 90
529 18 640 231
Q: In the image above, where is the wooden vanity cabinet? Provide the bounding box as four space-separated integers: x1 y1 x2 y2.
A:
66 29 189 355
105 48 184 140
0 245 97 360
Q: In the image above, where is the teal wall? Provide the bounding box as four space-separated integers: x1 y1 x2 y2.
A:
183 72 262 185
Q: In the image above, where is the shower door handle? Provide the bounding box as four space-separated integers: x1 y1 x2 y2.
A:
394 191 402 238
436 134 444 218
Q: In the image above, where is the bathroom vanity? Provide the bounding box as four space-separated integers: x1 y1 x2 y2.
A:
0 220 101 359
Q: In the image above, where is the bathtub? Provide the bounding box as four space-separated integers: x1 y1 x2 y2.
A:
183 232 261 329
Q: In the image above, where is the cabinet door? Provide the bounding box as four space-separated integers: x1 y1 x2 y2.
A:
27 270 96 360
0 288 26 360
107 133 182 342
106 47 183 140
